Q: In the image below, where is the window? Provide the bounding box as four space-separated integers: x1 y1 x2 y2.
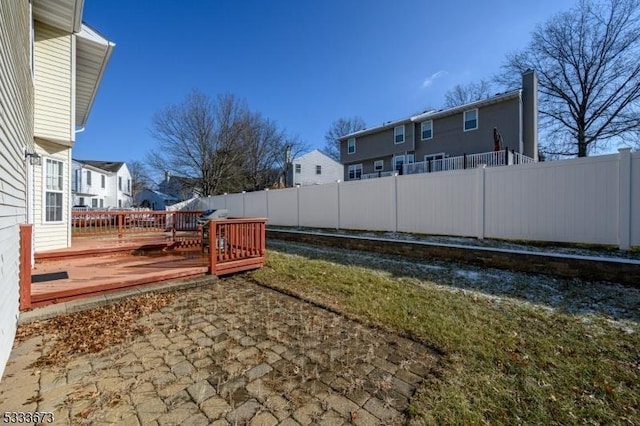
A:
374 160 384 172
425 153 445 161
45 159 63 222
118 176 122 190
464 109 478 131
295 164 301 173
101 175 105 189
118 200 122 208
73 169 80 192
425 153 446 172
79 197 85 206
407 154 415 164
394 155 405 172
127 179 131 193
99 199 104 208
421 120 433 140
348 164 362 180
316 165 321 175
347 137 356 154
91 199 98 208
86 170 91 185
394 125 405 144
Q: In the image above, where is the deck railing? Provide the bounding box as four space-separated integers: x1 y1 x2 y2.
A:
72 210 202 239
400 148 535 176
71 210 267 276
206 218 267 276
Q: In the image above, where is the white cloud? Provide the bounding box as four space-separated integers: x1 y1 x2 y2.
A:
421 70 448 88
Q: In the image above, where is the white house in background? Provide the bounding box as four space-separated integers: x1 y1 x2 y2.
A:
288 149 343 186
72 160 133 208
0 0 113 377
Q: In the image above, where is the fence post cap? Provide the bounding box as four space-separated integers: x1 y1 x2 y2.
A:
618 147 632 153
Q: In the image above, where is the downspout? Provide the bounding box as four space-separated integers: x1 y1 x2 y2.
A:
518 90 523 154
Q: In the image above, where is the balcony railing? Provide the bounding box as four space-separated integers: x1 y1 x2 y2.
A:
404 148 534 176
362 171 397 179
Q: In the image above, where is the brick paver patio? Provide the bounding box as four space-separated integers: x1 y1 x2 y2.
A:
0 278 438 425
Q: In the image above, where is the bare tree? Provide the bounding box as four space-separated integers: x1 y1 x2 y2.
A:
443 80 493 108
500 0 640 157
127 160 151 203
148 90 251 196
243 113 288 191
323 117 366 160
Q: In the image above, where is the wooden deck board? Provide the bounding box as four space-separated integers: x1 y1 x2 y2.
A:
26 224 265 309
30 241 209 308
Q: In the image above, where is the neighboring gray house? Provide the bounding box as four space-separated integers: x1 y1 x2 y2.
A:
135 189 181 210
287 149 343 186
158 172 200 201
135 172 200 210
339 71 538 180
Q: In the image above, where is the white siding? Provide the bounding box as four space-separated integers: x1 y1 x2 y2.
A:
72 164 111 207
34 141 71 251
0 0 32 378
292 150 343 186
33 21 72 144
115 164 133 208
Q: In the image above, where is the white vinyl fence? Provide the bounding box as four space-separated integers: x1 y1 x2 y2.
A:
205 149 638 249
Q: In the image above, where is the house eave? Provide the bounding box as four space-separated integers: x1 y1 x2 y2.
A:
75 24 115 128
340 89 523 142
340 117 413 141
33 0 84 33
410 90 522 122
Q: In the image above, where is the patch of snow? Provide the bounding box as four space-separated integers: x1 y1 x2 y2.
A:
455 270 480 280
266 238 640 334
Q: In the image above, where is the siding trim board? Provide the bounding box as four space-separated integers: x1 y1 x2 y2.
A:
0 0 32 380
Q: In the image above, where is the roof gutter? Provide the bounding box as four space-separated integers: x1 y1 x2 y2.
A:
72 0 85 33
75 24 115 127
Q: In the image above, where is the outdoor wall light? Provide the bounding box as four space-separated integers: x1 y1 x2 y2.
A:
25 151 42 166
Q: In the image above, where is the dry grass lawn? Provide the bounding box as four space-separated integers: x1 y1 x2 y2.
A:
252 241 640 425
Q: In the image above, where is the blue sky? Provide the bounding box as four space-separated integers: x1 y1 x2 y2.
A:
75 0 576 167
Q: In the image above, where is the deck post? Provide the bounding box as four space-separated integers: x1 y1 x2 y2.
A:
19 224 32 310
118 213 123 238
208 220 217 274
172 213 176 242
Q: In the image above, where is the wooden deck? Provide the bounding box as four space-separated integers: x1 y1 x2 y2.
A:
30 238 209 308
19 215 267 310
